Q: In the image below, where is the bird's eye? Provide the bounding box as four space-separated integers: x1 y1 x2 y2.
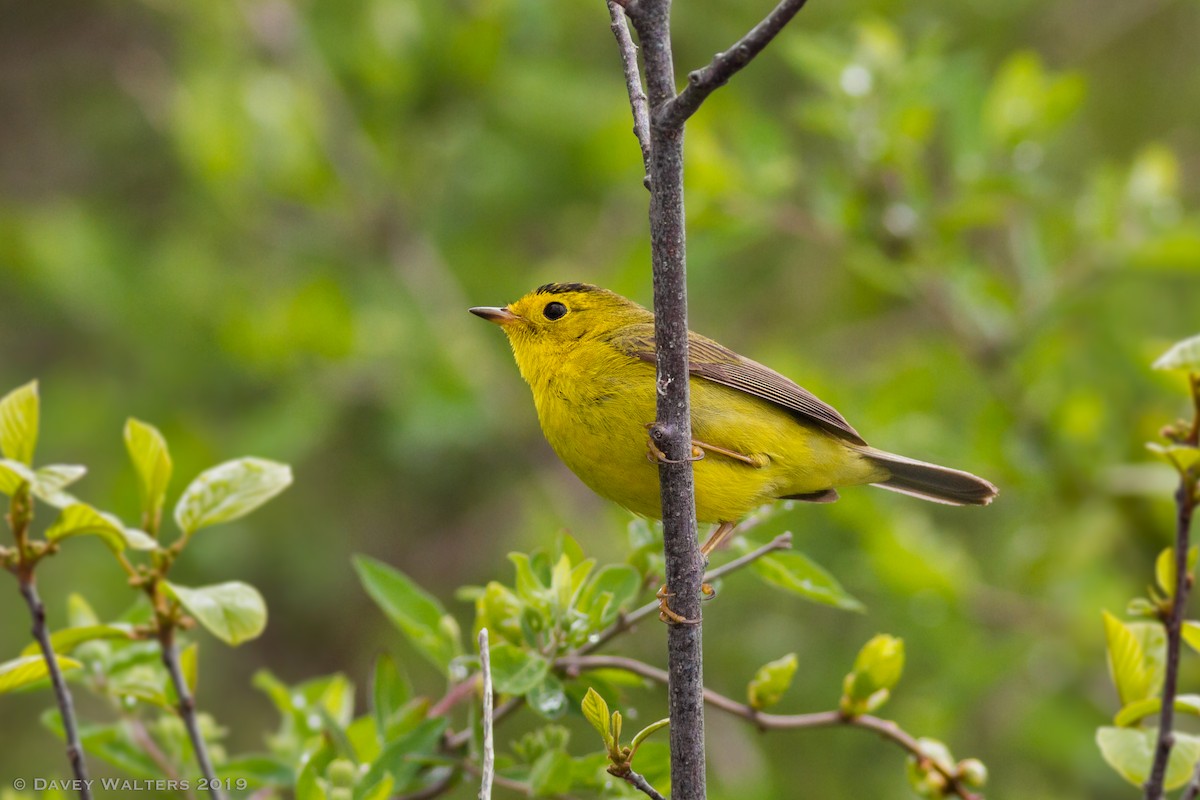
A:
543 301 568 321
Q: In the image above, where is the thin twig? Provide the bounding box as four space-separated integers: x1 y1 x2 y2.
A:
478 629 494 800
612 767 667 800
159 627 224 800
1145 379 1200 800
18 574 93 800
605 0 652 187
558 655 984 800
659 0 811 128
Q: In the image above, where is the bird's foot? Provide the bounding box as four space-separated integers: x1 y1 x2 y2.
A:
656 585 700 625
644 423 705 465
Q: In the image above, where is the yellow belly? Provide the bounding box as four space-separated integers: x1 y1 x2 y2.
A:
532 357 884 523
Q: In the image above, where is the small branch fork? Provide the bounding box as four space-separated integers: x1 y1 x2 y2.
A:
557 654 983 800
606 1 651 186
1145 375 1200 800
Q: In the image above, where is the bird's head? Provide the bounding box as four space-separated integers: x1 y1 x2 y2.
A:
470 283 652 385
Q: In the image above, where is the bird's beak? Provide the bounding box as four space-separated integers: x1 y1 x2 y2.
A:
469 306 519 325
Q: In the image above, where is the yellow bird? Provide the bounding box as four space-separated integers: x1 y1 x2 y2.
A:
471 283 996 593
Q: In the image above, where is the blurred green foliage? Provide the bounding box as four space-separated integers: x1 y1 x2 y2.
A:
3 0 1200 797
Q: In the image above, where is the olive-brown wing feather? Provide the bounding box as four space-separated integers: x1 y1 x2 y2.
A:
612 324 867 446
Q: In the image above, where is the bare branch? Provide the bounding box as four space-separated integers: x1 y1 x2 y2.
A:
558 654 984 800
612 767 667 800
478 629 494 800
1145 383 1200 800
160 627 224 800
606 1 652 187
18 575 93 800
659 0 811 128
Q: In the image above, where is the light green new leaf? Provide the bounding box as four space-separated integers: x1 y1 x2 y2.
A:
1102 611 1154 705
21 624 137 657
1156 547 1199 598
0 654 82 693
173 457 292 535
0 380 39 465
752 551 864 611
1097 727 1200 790
1183 621 1200 653
353 555 461 672
45 503 135 553
163 581 267 645
630 718 670 756
1114 695 1200 728
747 653 799 710
1153 334 1200 372
124 418 172 522
354 717 446 799
0 458 35 497
582 687 614 749
529 749 574 797
1147 443 1200 474
31 464 87 508
851 635 905 696
488 643 549 695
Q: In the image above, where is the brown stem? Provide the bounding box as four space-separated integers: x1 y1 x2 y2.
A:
611 766 667 800
159 626 224 800
658 0 811 128
1144 471 1198 800
605 0 652 187
558 654 983 800
18 573 93 800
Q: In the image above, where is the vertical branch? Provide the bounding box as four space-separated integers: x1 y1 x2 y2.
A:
478 629 494 800
160 627 224 800
18 574 93 800
623 1 708 797
1145 375 1200 800
606 1 652 185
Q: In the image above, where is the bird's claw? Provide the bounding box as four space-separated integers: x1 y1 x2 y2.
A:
644 423 705 465
657 585 700 625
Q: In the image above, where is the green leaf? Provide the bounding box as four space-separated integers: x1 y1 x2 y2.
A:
354 717 446 799
31 464 87 508
489 643 549 695
747 653 799 710
581 687 613 749
21 624 137 657
1103 611 1155 705
0 380 39 465
1154 547 1199 598
1114 695 1200 728
0 654 81 693
1097 727 1200 790
163 580 267 645
353 555 461 673
529 749 573 797
629 718 670 755
0 458 36 497
579 565 642 626
372 653 411 735
526 674 569 720
1147 443 1200 473
1154 334 1200 372
45 503 150 552
1184 621 1200 653
751 551 864 611
124 418 173 525
173 456 292 535
218 754 294 786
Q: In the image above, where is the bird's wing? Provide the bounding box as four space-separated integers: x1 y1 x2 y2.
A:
611 323 867 446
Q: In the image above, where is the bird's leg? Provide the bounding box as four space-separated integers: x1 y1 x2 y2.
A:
700 520 737 558
691 439 769 468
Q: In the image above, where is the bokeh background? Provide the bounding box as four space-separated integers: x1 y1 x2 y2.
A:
3 0 1200 797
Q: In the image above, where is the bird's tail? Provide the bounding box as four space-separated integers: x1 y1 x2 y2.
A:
855 447 998 507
